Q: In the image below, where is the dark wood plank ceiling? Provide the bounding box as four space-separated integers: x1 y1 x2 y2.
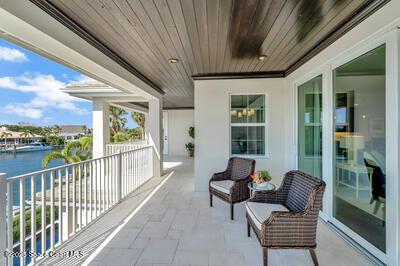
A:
34 0 388 108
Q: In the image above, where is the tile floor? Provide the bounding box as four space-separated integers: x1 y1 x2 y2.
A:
45 156 374 266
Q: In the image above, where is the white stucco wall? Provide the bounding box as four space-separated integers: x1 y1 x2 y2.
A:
194 78 293 192
165 110 194 156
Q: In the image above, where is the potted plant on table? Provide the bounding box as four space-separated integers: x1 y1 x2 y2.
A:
185 126 195 157
185 142 195 157
251 170 272 188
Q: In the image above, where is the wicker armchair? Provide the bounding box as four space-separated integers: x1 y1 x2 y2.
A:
209 157 255 220
246 170 326 266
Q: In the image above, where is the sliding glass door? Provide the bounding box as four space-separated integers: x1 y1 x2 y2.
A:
298 75 322 179
333 45 386 252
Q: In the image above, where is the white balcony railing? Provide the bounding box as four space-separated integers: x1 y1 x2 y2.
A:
105 140 148 156
0 145 153 266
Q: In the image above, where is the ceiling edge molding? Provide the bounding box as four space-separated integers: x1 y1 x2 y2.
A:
163 106 194 110
192 71 286 80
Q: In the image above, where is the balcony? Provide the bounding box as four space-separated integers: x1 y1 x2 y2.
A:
0 145 154 266
0 154 373 266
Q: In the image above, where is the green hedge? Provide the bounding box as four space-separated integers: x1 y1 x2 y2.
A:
13 206 59 240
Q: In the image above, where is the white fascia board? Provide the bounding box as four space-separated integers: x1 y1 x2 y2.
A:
111 102 148 114
61 88 123 95
62 89 147 102
95 96 148 102
0 1 162 100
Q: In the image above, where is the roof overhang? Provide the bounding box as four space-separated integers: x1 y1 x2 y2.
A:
62 82 147 102
61 81 149 114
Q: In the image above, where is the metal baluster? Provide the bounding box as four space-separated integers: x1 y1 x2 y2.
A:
72 165 76 235
41 173 46 254
107 157 111 208
135 151 138 188
6 181 14 266
78 164 82 230
50 171 55 250
95 160 98 218
20 177 26 266
58 169 63 245
83 163 88 226
102 159 105 212
30 175 36 264
65 167 69 239
113 155 116 204
89 162 93 222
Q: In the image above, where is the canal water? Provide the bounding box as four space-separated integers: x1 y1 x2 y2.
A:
0 150 63 265
0 149 64 205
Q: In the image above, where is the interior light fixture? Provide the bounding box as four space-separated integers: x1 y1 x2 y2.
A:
258 54 267 60
168 58 179 63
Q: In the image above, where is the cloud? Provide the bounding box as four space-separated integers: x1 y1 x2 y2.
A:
0 73 90 119
0 46 28 62
4 104 43 119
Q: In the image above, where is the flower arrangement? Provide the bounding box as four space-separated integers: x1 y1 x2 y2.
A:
251 170 272 185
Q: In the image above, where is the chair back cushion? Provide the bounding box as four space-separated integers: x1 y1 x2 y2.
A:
285 171 324 212
227 157 255 181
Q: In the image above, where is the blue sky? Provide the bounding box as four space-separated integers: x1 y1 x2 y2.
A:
0 39 136 128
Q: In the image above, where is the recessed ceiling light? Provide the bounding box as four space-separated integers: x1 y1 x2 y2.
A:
168 58 179 63
258 54 267 60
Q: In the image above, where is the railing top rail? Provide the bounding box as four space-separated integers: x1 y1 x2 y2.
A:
106 143 147 146
6 145 152 182
106 139 147 143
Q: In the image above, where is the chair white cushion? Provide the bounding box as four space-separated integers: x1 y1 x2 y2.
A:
246 202 289 230
210 180 234 194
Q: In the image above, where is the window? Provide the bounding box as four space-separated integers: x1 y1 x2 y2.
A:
230 94 265 155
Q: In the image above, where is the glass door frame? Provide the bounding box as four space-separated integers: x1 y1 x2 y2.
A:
294 66 331 222
294 27 400 265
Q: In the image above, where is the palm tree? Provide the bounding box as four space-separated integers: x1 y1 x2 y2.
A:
109 106 127 135
42 136 93 168
126 128 141 141
81 125 88 136
52 125 62 136
20 129 34 144
41 126 52 143
112 132 127 143
0 132 12 146
131 112 145 139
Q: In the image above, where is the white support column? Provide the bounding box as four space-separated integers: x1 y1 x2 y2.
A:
146 99 162 178
93 99 109 158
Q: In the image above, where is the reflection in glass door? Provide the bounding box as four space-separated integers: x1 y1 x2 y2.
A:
298 75 322 179
333 45 386 252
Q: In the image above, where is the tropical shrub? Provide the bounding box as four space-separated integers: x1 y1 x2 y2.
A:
13 206 59 241
42 136 93 168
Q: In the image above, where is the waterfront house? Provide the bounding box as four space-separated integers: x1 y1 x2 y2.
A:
0 1 399 266
0 127 43 147
59 125 89 142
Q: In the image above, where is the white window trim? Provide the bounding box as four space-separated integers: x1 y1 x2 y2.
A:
229 93 269 158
